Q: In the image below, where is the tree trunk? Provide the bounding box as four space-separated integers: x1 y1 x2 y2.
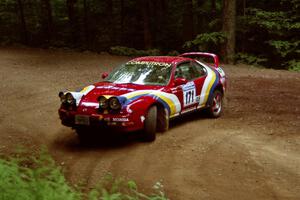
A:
211 0 216 17
183 0 194 41
40 0 53 44
242 0 246 52
66 0 77 45
83 0 89 48
154 0 167 46
222 0 236 64
141 0 152 49
106 0 115 46
115 0 125 46
196 0 205 33
120 0 125 32
16 0 28 44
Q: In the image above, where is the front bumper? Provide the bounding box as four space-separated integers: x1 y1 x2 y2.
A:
58 109 144 132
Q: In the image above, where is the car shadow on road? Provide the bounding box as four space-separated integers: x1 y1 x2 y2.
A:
51 111 208 151
51 128 146 152
169 110 208 129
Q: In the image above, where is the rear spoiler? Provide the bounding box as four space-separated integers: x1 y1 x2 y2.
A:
180 52 219 68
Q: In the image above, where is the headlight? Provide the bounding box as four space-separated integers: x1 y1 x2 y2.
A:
59 92 66 103
109 97 121 110
97 96 108 109
65 93 76 105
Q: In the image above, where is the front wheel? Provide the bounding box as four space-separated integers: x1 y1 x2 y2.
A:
143 106 157 142
207 90 223 118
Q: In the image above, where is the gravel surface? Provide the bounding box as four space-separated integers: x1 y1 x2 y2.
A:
0 47 299 200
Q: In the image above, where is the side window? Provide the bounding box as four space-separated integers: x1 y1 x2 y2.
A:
192 62 207 77
175 62 194 81
175 62 206 81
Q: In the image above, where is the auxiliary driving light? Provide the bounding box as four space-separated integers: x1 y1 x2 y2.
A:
97 96 108 109
65 93 76 105
59 92 66 103
109 97 121 110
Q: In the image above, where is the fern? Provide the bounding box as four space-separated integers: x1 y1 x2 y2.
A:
287 60 300 71
0 150 169 200
183 32 226 52
235 53 267 65
268 40 300 57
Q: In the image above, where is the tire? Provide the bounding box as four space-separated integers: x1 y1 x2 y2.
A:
143 106 157 142
207 90 223 118
157 107 169 132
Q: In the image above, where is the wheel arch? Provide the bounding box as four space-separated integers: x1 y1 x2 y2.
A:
148 101 169 132
206 83 224 107
214 84 224 95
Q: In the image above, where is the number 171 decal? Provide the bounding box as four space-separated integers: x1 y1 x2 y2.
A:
182 82 197 107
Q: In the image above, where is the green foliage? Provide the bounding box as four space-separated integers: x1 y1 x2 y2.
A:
236 0 300 69
89 174 168 200
184 32 226 52
0 150 169 200
246 8 293 32
0 149 81 200
287 60 300 72
0 0 299 70
110 46 161 57
235 53 267 66
267 40 300 57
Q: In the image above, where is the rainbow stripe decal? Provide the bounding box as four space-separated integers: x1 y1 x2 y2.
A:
122 90 181 117
198 63 218 107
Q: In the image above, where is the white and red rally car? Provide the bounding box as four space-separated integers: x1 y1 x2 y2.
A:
58 52 226 141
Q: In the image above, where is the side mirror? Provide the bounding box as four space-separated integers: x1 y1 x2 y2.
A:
174 78 188 86
101 72 109 79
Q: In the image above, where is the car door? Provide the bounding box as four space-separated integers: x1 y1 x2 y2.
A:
191 61 207 108
171 61 206 114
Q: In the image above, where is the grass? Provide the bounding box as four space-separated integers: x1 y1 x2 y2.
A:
0 148 168 200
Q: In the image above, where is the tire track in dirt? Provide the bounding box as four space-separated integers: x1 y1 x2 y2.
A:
196 130 279 200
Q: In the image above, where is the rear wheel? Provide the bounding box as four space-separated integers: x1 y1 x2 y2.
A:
143 106 157 142
207 90 223 118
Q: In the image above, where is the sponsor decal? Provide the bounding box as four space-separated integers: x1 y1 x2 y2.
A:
122 90 181 117
182 82 197 107
96 85 135 92
112 118 129 122
127 61 171 67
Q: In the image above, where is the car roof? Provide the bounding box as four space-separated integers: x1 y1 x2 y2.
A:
130 56 192 65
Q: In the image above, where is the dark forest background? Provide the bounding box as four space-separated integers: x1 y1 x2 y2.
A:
0 0 299 70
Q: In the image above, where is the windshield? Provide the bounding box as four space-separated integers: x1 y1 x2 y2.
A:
106 61 172 86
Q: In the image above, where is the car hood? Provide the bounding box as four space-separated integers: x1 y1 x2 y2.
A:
67 82 181 116
78 82 164 106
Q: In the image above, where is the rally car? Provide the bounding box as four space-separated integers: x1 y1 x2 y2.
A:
58 52 226 141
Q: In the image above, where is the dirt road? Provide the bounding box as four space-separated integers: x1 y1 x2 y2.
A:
0 47 299 200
